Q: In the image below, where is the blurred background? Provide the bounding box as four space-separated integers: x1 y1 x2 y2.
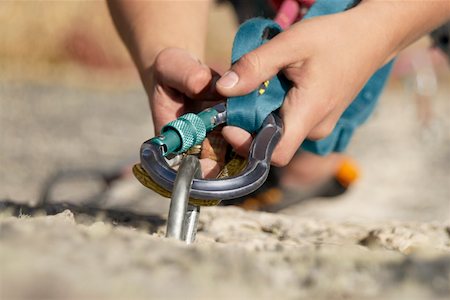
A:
0 0 449 222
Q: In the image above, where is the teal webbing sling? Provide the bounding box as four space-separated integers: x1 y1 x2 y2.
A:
227 0 393 155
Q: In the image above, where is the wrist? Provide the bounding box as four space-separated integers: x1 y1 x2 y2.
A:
344 2 400 65
353 0 450 60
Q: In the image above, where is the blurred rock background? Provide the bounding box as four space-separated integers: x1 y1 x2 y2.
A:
0 1 236 85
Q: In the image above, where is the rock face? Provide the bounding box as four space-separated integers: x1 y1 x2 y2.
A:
1 208 449 300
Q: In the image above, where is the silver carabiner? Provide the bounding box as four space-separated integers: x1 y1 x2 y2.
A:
139 112 283 201
165 155 201 244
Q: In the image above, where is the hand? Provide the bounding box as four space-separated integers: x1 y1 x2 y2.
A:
216 8 395 166
144 47 221 132
143 47 223 177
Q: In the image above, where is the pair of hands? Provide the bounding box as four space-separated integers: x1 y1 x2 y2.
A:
146 8 394 175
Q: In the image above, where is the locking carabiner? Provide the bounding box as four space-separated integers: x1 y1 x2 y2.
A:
149 103 227 156
139 103 283 201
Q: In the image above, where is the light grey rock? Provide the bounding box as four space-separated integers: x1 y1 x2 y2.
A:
1 208 449 300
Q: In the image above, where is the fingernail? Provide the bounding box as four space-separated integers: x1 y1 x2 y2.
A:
217 71 239 88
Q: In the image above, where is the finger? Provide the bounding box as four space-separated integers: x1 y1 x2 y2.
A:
221 126 253 157
150 82 184 134
222 84 331 167
216 31 303 97
307 78 363 141
151 78 223 134
271 83 332 166
154 48 221 100
308 110 342 141
199 158 221 179
222 55 331 166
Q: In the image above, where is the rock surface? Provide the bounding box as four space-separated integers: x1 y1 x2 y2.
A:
1 208 449 300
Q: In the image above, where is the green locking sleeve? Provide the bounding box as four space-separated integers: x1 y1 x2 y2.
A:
150 107 219 156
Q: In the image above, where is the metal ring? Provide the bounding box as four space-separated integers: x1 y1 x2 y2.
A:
141 113 283 201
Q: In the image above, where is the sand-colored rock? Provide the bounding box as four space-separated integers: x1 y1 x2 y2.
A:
1 208 449 300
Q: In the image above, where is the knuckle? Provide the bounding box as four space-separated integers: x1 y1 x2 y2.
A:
271 149 293 167
185 67 209 95
272 155 291 167
308 122 335 140
238 52 261 73
154 48 177 73
153 84 165 100
319 96 336 116
322 102 334 116
153 50 168 74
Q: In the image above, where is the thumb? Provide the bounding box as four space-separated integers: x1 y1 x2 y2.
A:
216 34 295 97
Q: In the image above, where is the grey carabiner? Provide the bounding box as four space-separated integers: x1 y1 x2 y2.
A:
166 155 201 244
140 112 283 201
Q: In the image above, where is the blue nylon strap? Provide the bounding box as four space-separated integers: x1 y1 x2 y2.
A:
300 0 394 154
226 0 394 155
227 19 290 133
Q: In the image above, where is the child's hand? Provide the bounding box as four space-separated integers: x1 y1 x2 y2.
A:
216 10 393 166
146 47 222 134
146 47 223 177
216 0 450 167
